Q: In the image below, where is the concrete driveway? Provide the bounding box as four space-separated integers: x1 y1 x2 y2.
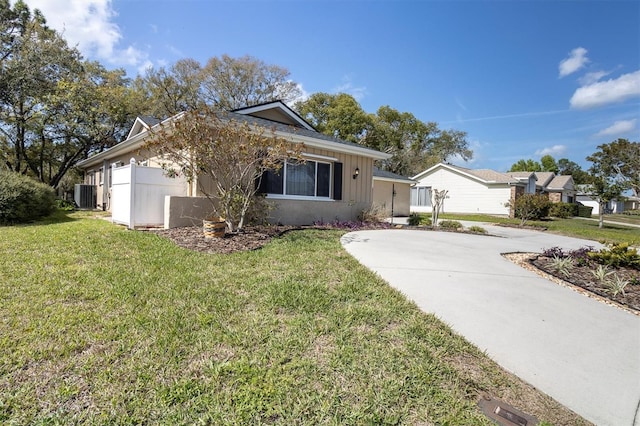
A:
341 225 640 426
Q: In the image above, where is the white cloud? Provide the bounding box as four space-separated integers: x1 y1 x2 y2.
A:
333 75 367 101
595 119 637 137
570 70 640 109
578 70 610 85
559 47 589 78
535 145 567 156
22 0 150 71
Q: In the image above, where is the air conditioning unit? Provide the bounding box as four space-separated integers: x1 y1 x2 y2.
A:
74 184 96 209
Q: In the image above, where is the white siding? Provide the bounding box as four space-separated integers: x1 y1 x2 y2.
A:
412 168 512 215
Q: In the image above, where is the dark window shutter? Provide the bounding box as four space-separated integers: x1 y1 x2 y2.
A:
333 162 343 200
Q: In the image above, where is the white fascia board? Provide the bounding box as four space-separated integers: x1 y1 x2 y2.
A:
279 132 391 160
373 176 415 184
236 103 315 131
77 114 182 169
77 131 148 169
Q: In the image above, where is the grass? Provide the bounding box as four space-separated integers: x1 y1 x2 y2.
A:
438 213 640 245
602 213 640 226
0 211 588 425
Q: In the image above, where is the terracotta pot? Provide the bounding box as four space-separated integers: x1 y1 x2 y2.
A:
203 217 225 238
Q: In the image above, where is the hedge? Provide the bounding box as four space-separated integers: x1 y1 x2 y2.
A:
0 170 56 224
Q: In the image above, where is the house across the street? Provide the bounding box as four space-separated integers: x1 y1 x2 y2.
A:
410 163 576 216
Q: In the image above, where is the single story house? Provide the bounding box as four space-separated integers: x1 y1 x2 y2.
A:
371 167 414 217
76 101 390 228
410 163 534 216
410 163 577 216
575 185 639 215
532 172 576 203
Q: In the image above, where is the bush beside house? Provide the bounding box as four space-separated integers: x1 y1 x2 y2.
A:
0 170 56 224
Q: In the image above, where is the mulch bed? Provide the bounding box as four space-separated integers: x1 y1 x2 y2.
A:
530 255 640 313
149 225 299 254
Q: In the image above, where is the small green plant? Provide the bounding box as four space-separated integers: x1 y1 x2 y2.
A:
606 274 629 296
550 255 574 277
591 264 613 284
55 199 76 211
588 243 640 269
439 220 463 230
468 225 487 234
407 212 422 226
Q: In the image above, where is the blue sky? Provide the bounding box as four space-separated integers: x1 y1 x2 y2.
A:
23 0 640 172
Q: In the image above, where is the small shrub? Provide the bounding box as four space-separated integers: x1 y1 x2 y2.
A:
55 199 76 211
359 204 386 223
0 170 56 224
439 220 462 230
588 243 640 270
577 204 594 217
591 264 613 284
568 246 595 266
550 255 574 277
549 202 578 218
407 212 422 226
468 225 487 234
542 246 566 258
511 194 551 225
606 275 629 297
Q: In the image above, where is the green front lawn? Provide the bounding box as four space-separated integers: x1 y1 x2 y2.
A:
0 211 586 425
439 213 640 245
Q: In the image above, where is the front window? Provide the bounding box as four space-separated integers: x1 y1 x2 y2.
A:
265 160 333 198
411 186 432 206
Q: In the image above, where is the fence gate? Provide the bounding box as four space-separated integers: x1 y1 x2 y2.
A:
111 162 187 228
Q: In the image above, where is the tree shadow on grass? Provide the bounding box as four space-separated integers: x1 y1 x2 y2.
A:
0 209 79 227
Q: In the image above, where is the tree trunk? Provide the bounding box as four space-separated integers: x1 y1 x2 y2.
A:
599 202 604 229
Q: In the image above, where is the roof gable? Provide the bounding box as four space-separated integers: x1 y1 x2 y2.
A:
232 101 316 131
413 163 521 185
126 116 161 139
547 175 575 191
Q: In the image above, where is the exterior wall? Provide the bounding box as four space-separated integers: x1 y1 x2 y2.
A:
164 196 367 227
548 192 562 203
164 196 214 228
267 199 368 225
372 179 411 216
196 146 374 208
412 168 512 215
509 185 525 218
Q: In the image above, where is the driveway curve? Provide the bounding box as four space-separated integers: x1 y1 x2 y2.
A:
341 225 640 426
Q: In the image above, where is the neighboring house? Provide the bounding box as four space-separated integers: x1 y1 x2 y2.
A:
77 101 390 228
410 163 579 216
531 172 575 203
372 167 414 216
575 185 638 215
410 163 533 216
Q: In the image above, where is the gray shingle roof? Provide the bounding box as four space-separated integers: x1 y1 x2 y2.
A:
372 167 414 182
449 164 519 184
547 175 574 190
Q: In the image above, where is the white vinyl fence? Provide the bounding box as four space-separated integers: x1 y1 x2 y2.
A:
111 162 187 228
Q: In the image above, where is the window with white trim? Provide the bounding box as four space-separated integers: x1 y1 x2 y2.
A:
411 186 432 206
261 159 338 199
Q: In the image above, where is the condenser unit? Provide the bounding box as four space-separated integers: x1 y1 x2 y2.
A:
74 184 96 209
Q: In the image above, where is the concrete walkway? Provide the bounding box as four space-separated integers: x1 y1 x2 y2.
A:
341 225 640 426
